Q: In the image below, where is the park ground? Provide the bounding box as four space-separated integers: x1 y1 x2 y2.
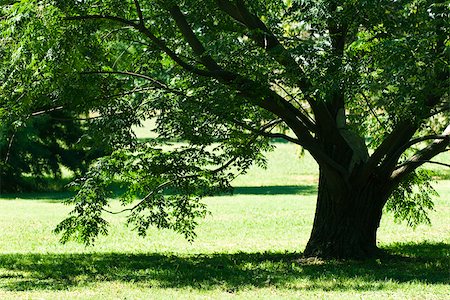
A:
0 143 449 299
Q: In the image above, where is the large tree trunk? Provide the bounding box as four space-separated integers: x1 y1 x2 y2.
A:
304 171 389 259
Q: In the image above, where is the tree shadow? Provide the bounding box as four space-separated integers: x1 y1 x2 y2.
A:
0 242 448 292
0 191 74 201
232 185 317 195
0 185 317 200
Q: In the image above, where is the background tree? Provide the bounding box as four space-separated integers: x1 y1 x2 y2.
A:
0 109 105 192
2 0 448 258
0 1 131 192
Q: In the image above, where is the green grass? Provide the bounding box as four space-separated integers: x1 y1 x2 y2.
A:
0 143 449 299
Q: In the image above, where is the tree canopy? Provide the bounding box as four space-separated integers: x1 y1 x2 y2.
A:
1 0 449 258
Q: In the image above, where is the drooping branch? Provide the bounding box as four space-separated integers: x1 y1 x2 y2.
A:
102 135 259 215
102 180 173 215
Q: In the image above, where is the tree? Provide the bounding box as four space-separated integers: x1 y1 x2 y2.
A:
3 0 449 258
0 2 112 192
0 109 105 192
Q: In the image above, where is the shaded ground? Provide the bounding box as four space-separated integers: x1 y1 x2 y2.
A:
0 184 318 200
0 242 448 292
232 185 317 195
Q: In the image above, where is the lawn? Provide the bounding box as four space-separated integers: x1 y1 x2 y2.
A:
0 143 449 299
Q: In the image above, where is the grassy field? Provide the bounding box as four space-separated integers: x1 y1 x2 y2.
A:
0 143 449 299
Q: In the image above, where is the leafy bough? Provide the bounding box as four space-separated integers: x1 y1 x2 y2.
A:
55 136 270 245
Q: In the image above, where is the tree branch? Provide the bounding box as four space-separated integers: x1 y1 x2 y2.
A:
67 8 345 176
31 106 64 116
168 6 220 70
232 118 302 145
395 160 450 170
133 0 144 25
102 150 246 215
360 92 386 131
273 81 317 131
358 121 417 182
167 5 320 138
81 70 185 95
217 0 311 90
216 0 319 113
66 14 214 77
391 124 450 182
102 180 173 215
217 0 354 165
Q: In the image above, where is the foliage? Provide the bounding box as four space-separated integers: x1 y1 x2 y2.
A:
0 110 104 192
386 170 437 227
0 1 130 192
1 0 448 249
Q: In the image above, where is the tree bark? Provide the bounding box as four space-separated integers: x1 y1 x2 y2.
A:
304 171 388 259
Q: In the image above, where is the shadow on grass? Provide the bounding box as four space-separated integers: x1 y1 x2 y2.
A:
0 242 448 292
0 191 75 201
232 185 317 195
1 185 317 201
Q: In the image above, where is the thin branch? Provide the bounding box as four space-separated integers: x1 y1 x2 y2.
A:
273 81 317 131
395 160 450 169
259 118 284 131
391 124 450 181
31 106 64 117
397 134 450 153
133 0 144 25
233 118 302 145
360 92 386 131
81 70 185 95
102 152 243 215
102 180 173 215
4 129 16 164
66 14 214 77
